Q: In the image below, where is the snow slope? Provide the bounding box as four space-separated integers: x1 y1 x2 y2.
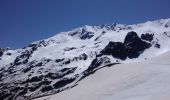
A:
35 51 170 100
0 18 170 100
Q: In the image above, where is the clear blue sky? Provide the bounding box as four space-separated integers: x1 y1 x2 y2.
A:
0 0 170 49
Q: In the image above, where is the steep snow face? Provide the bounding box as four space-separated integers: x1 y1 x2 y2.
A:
0 18 170 100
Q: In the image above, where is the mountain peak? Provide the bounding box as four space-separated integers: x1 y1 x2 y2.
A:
0 18 170 100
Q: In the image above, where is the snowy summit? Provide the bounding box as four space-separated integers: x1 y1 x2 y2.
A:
0 18 170 100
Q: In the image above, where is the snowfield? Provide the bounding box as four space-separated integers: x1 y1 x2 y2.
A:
35 51 170 100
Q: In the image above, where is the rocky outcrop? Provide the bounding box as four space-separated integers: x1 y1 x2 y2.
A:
80 29 94 40
124 31 152 59
101 42 127 60
141 33 154 42
101 31 152 60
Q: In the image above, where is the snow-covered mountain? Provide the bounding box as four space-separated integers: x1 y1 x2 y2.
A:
0 18 170 100
35 50 170 100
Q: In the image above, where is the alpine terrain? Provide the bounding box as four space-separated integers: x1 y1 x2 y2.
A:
0 18 170 100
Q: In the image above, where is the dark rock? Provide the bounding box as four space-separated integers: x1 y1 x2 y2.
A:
6 53 12 56
72 57 79 61
28 43 37 48
26 40 48 48
23 59 28 64
63 59 70 65
0 50 3 57
102 31 106 34
64 47 77 51
39 40 48 47
41 79 52 85
60 68 71 72
110 23 117 30
124 31 139 43
53 78 76 89
44 59 51 63
69 31 79 36
35 62 43 67
164 32 170 38
14 58 21 65
94 36 100 41
7 66 17 74
60 67 77 77
27 43 38 51
46 73 61 79
0 92 12 100
29 84 41 92
86 56 110 73
1 85 7 89
45 73 59 79
18 88 27 96
101 42 127 60
25 76 43 83
45 67 76 80
155 43 160 48
165 24 169 28
55 58 64 63
81 53 88 60
14 50 31 65
94 42 101 45
11 87 24 92
87 58 102 72
40 85 53 92
141 33 154 42
7 94 15 100
80 33 94 40
14 44 39 65
0 48 10 57
23 65 34 73
61 67 77 73
101 31 151 60
124 31 151 58
72 53 88 61
80 29 94 40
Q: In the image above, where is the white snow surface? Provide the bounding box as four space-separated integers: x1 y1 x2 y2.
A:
35 51 170 100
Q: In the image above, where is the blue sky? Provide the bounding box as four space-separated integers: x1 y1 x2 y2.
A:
0 0 170 49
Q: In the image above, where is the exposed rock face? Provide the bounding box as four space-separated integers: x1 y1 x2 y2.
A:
14 44 38 66
101 31 152 60
0 64 78 100
80 29 94 40
0 50 3 57
124 31 152 59
141 33 154 42
69 28 94 40
101 42 127 60
0 48 9 57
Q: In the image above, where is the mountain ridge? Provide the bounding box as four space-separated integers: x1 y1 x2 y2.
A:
0 18 170 100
